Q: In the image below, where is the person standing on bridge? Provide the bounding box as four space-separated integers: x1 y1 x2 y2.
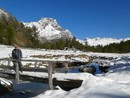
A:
12 45 23 72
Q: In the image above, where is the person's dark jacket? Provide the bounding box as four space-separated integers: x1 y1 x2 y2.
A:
12 49 22 59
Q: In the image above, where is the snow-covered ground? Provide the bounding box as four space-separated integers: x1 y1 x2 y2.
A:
32 56 130 98
0 44 130 98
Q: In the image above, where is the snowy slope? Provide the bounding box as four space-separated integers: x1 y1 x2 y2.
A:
0 8 16 21
78 37 130 46
0 8 10 18
23 18 73 41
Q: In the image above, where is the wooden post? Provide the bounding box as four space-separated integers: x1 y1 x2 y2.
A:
7 60 11 66
64 62 69 73
35 61 38 72
15 61 20 84
48 62 53 90
35 61 38 68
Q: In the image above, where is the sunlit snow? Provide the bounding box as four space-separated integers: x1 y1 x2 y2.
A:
0 44 130 98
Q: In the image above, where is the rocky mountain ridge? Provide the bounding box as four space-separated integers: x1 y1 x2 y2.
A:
23 18 73 41
0 8 16 21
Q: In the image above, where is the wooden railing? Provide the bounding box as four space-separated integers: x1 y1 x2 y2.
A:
0 58 87 90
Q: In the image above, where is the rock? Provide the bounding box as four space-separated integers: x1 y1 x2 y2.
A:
0 78 13 96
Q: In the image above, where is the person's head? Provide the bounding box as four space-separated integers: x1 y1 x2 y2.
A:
14 44 19 49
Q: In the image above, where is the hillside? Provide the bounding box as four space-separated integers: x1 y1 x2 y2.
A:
0 8 74 48
0 8 39 47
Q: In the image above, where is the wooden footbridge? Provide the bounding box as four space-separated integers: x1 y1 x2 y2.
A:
0 58 87 91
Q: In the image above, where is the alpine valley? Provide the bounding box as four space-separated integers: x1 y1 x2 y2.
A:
0 8 130 52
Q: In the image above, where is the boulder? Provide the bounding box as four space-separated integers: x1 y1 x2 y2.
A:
79 65 96 75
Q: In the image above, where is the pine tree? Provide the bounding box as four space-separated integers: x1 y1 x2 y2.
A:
7 24 15 45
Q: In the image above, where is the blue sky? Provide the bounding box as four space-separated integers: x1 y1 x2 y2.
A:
0 0 130 40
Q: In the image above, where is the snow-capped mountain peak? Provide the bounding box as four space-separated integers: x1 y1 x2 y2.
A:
86 37 121 46
78 37 130 46
23 18 73 41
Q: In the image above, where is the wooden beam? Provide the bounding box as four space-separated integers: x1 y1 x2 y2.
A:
0 58 88 64
48 62 53 90
0 66 48 72
64 62 69 73
15 62 20 84
7 60 11 66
